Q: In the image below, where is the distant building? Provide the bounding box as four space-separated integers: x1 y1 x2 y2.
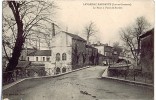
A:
20 48 37 61
92 42 106 65
92 42 116 65
22 31 99 75
85 45 98 65
26 50 54 75
27 50 51 62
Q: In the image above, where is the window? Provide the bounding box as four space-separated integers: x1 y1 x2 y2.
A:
46 57 50 61
99 51 101 54
56 53 60 61
27 57 29 61
62 53 67 60
21 56 23 60
43 57 45 61
36 57 38 61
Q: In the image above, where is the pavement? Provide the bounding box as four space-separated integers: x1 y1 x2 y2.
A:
3 66 154 100
3 66 91 91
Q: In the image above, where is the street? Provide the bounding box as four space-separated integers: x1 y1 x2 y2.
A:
3 66 153 100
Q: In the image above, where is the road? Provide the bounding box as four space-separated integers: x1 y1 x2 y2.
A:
3 66 153 100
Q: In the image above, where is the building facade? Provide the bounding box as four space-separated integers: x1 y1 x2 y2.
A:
92 42 116 65
140 28 154 79
26 50 54 75
51 31 99 74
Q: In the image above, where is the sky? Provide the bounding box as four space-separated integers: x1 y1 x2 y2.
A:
54 0 154 46
2 0 155 49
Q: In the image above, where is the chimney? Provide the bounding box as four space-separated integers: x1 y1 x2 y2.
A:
52 23 55 37
97 41 100 45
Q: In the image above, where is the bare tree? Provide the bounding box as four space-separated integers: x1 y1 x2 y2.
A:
84 21 97 44
112 42 123 63
120 16 150 67
113 42 123 56
3 1 57 81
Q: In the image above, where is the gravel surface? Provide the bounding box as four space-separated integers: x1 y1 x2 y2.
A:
3 66 153 100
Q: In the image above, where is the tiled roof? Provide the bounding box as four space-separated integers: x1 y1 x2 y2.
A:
28 50 51 56
62 31 86 42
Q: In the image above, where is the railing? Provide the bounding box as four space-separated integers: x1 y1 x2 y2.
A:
108 68 153 84
3 68 55 85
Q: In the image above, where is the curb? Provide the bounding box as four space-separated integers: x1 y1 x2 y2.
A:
3 66 91 91
101 76 154 87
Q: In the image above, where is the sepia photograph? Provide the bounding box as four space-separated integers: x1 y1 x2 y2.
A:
2 0 154 100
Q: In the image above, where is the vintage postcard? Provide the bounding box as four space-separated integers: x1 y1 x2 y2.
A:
2 0 154 100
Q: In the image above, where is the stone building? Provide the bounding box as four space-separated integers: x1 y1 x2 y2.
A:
27 50 51 62
20 48 37 61
51 31 98 74
21 31 98 75
85 45 98 65
92 42 105 65
92 42 116 65
26 50 54 75
140 28 154 79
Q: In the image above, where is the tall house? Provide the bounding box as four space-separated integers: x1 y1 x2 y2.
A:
92 42 114 65
21 31 98 75
51 31 99 71
140 28 154 77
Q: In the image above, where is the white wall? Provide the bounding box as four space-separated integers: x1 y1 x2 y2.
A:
51 32 72 68
51 32 72 47
27 56 51 62
94 46 104 55
51 46 72 66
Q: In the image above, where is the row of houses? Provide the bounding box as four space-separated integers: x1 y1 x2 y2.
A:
2 28 154 79
16 31 119 76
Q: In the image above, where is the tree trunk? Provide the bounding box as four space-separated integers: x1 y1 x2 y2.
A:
4 1 25 83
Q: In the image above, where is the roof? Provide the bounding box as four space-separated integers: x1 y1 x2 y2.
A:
116 59 127 63
16 61 31 68
92 41 108 46
28 50 51 56
22 48 37 50
31 63 45 66
86 45 96 49
140 28 154 39
92 43 105 46
62 31 86 42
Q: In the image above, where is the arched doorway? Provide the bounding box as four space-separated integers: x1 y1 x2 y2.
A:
62 67 66 73
56 67 61 74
